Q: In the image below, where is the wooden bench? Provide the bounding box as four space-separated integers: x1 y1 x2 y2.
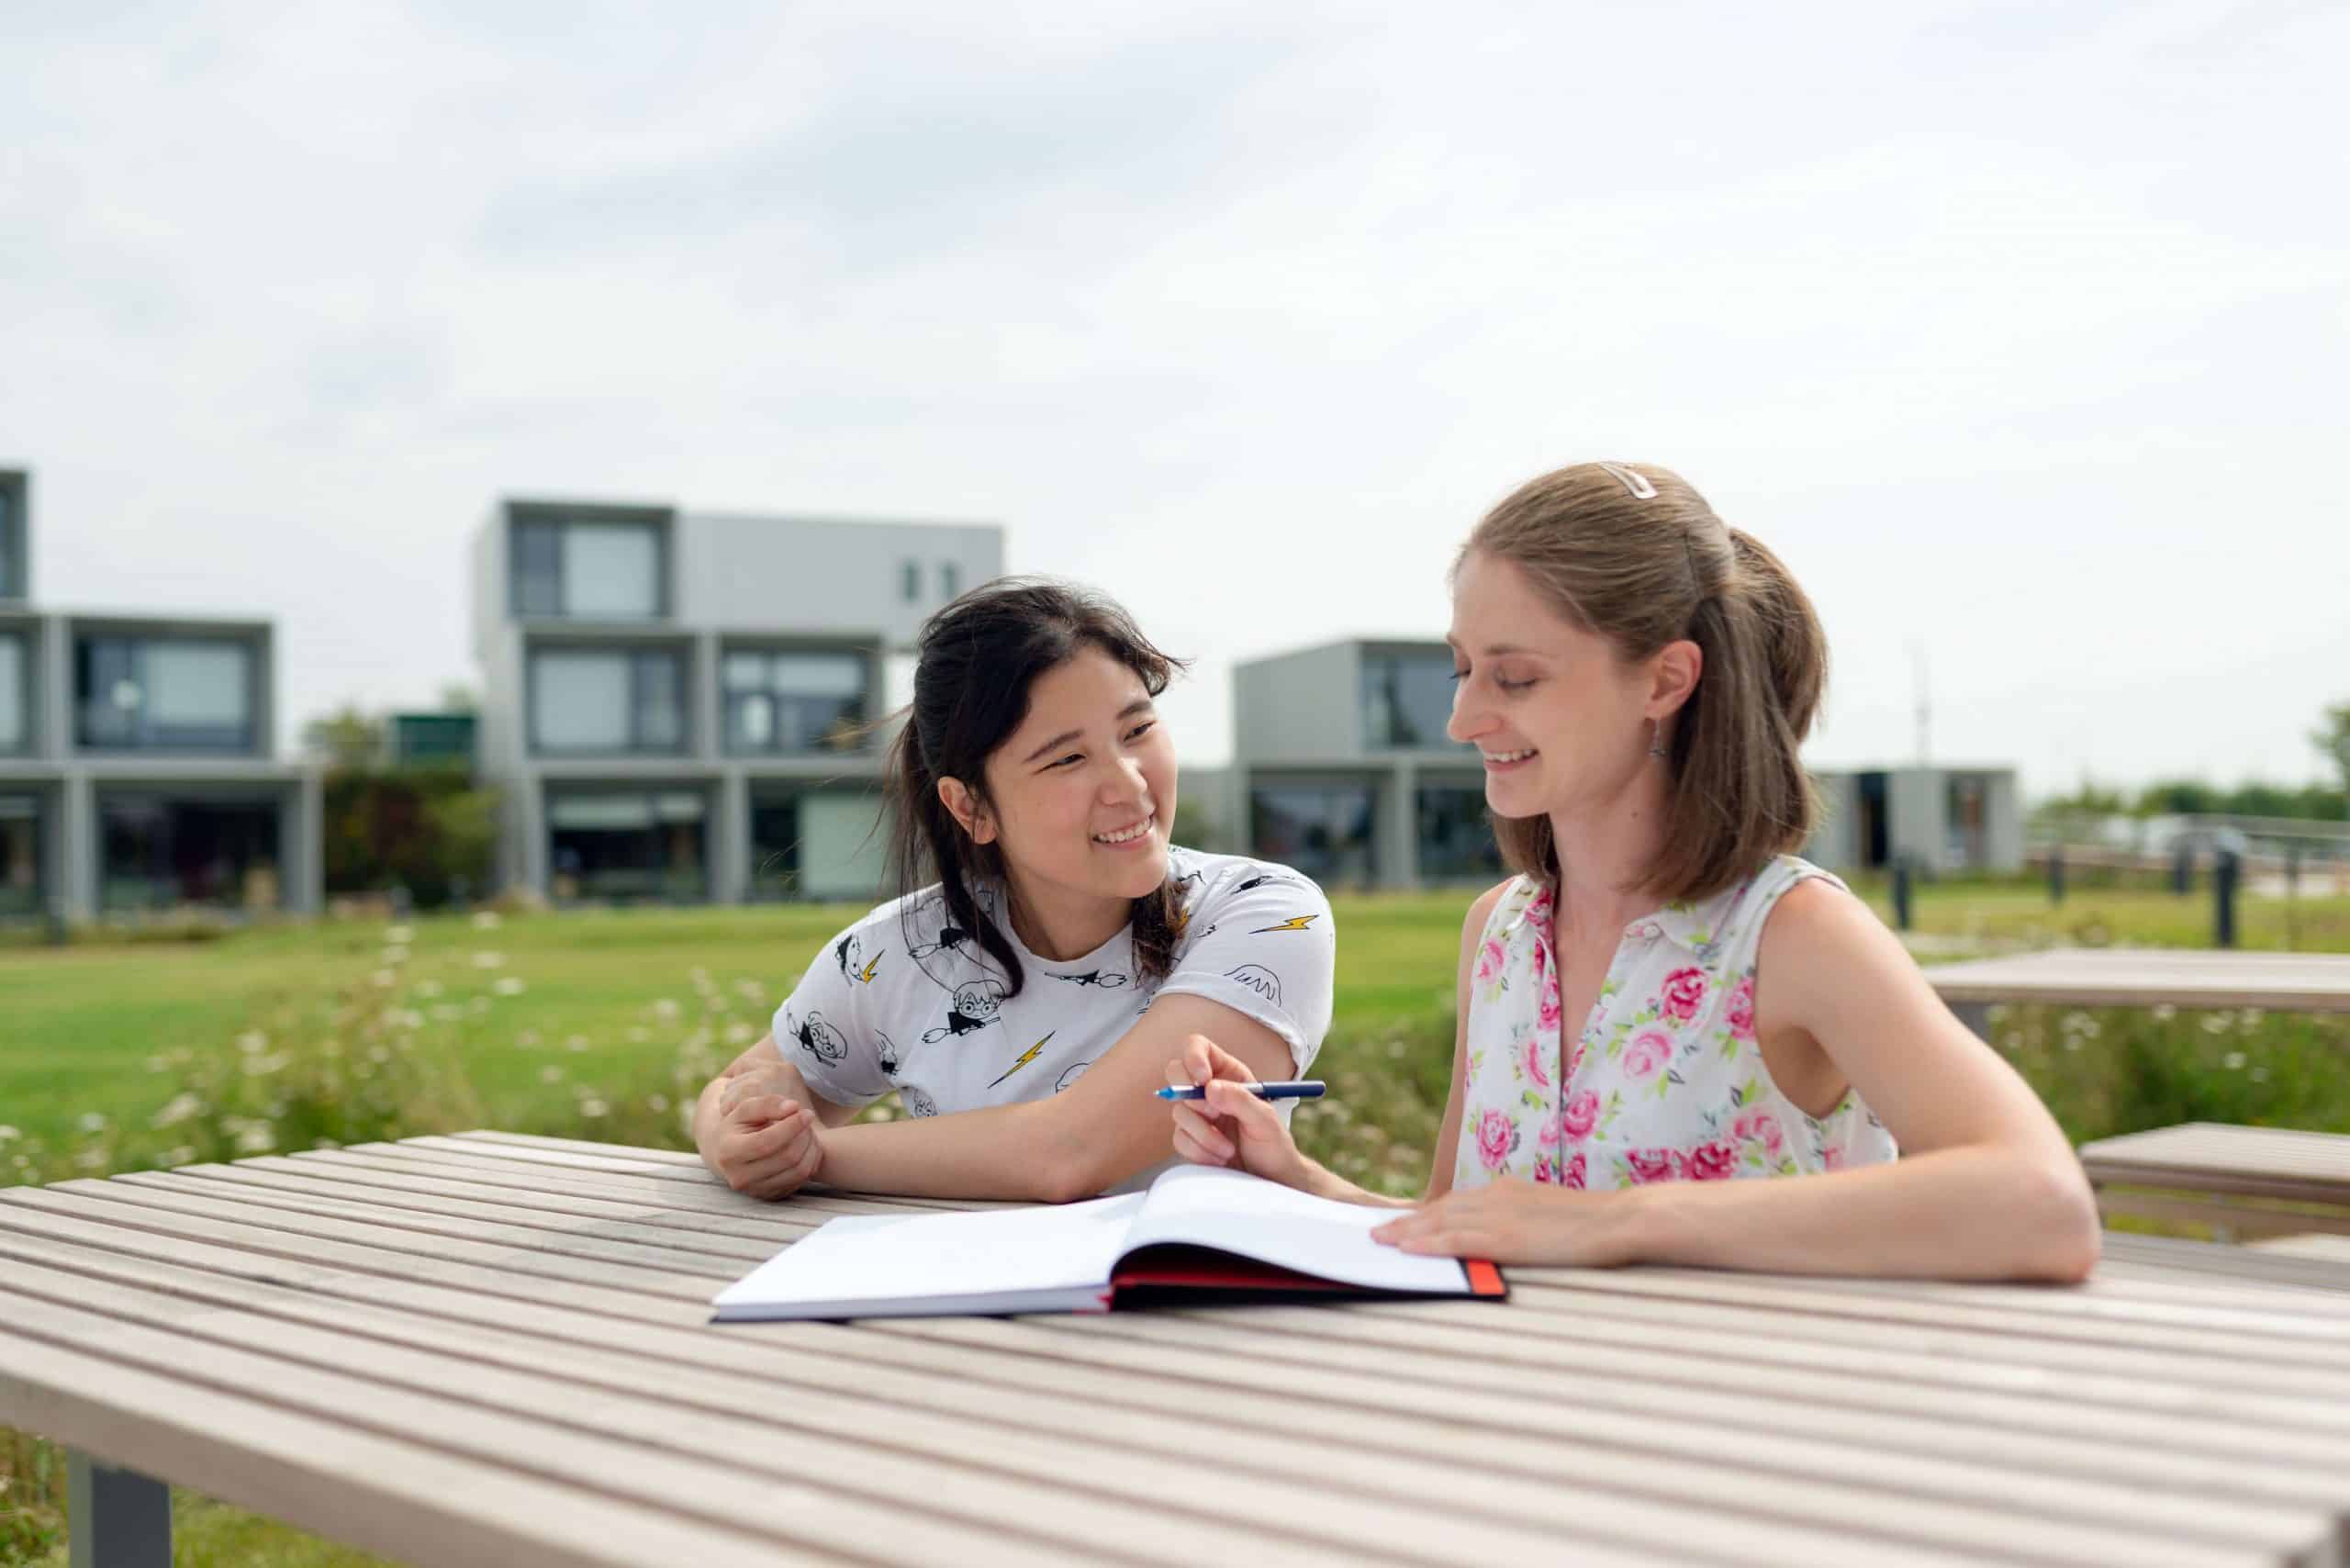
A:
2076 1122 2350 1242
1921 947 2350 1039
10 1132 2350 1564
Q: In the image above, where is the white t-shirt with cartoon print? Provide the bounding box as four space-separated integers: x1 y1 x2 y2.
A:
769 848 1335 1147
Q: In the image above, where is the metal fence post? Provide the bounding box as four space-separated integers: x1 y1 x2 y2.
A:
2172 844 2193 896
1892 857 1913 932
2214 848 2240 949
2048 846 2065 905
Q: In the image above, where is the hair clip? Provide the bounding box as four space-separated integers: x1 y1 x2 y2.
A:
1596 462 1658 499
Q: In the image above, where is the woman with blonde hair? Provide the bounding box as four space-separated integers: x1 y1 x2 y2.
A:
1169 461 2100 1280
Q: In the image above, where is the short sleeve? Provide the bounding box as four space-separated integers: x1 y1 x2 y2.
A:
1151 866 1336 1076
769 926 896 1107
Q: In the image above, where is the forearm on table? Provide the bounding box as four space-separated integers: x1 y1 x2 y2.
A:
1624 1145 2100 1282
815 1099 1109 1202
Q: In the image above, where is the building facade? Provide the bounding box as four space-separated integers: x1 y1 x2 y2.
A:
1807 766 2023 875
0 468 324 924
1226 638 1499 890
470 498 1002 906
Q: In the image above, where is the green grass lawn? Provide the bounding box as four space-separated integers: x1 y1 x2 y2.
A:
6 876 2350 1564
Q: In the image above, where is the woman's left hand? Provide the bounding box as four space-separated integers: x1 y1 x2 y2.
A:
1371 1177 1646 1268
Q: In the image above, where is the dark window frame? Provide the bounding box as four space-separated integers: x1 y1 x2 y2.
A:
508 510 670 622
1360 648 1466 753
526 644 691 756
719 645 872 757
73 634 259 755
0 628 30 755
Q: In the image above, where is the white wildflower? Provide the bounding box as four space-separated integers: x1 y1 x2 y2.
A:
626 1025 650 1044
79 1113 107 1134
645 1094 670 1114
416 980 444 1000
385 924 414 945
652 998 681 1022
372 969 397 988
539 1065 565 1084
0 1125 17 1145
234 1124 276 1154
472 910 502 930
492 977 526 997
241 1053 290 1077
577 1098 610 1118
380 946 408 965
236 1030 268 1054
2223 1052 2247 1070
2153 1003 2177 1022
470 951 505 969
722 1022 755 1045
2250 1066 2270 1083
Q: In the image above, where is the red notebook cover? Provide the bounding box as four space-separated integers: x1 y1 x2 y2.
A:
1108 1248 1506 1306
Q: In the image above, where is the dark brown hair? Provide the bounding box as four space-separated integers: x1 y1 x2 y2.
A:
885 577 1191 998
1460 462 1827 902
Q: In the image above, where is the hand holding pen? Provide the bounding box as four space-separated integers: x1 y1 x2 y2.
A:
1160 1035 1318 1192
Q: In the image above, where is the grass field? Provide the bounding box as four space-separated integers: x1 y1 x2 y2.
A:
6 875 2350 1563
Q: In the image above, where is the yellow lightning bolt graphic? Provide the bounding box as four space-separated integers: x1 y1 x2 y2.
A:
1250 914 1320 934
988 1031 1057 1088
859 953 882 984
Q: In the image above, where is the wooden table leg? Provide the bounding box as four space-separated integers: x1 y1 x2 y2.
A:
68 1451 170 1568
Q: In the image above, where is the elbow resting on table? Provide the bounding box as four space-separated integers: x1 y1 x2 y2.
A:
2012 1157 2104 1284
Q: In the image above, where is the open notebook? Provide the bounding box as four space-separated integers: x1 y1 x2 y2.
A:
711 1165 1507 1322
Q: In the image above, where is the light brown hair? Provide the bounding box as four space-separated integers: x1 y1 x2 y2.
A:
1459 461 1826 902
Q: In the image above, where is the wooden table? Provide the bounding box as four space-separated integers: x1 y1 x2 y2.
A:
1922 948 2350 1037
2077 1122 2350 1242
9 1133 2350 1567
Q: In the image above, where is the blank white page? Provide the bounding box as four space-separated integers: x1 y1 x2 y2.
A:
1120 1166 1471 1294
711 1193 1147 1318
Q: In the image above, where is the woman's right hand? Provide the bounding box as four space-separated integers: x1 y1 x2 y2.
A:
1165 1034 1313 1191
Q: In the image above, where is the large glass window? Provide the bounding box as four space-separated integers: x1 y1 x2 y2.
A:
510 517 663 620
722 649 867 755
98 796 280 912
747 787 886 902
75 637 255 752
546 790 707 903
530 648 686 754
1249 782 1379 887
1360 650 1463 751
0 633 25 752
0 795 38 918
1416 783 1503 882
0 486 17 599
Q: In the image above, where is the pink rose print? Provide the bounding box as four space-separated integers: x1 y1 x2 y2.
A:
1538 978 1562 1035
1659 967 1707 1023
1821 1145 1845 1171
1622 1029 1673 1081
1624 1148 1676 1185
1476 937 1505 981
1475 1109 1519 1171
1562 1152 1587 1190
1523 1036 1551 1089
1726 974 1757 1041
1681 1140 1738 1181
1538 1114 1562 1148
1731 1110 1785 1157
1560 1089 1599 1140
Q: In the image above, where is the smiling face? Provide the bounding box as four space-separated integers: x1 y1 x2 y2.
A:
963 644 1178 913
1447 550 1692 823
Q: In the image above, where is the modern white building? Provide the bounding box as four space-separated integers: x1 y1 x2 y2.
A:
469 498 1002 905
1225 637 1499 890
1807 766 2024 875
0 467 324 924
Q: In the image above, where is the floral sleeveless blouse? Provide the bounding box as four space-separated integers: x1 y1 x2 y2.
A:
1454 855 1897 1193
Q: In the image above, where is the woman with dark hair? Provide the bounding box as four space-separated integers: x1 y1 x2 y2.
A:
1169 462 2101 1281
693 577 1335 1202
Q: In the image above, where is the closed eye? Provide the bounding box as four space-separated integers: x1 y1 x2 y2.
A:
1124 721 1156 744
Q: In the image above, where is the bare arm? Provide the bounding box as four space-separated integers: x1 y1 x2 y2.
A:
1375 880 2103 1282
811 993 1296 1203
691 1036 856 1198
1173 883 1507 1211
1616 880 2100 1280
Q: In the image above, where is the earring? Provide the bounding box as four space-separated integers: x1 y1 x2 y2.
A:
1647 719 1667 759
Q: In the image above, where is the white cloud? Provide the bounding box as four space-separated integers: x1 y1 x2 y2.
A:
2 0 2343 796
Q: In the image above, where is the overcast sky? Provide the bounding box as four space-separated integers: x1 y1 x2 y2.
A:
6 0 2345 796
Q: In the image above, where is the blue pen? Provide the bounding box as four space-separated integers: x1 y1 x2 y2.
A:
1155 1080 1326 1102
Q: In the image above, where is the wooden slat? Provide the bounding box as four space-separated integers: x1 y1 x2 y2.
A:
2253 1234 2350 1263
0 1249 1650 1568
447 1130 1002 1210
1 1183 2301 1568
0 1283 1132 1568
980 1310 2336 1561
0 1195 1970 1568
0 1327 827 1568
1921 949 2350 1012
2080 1124 2350 1206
